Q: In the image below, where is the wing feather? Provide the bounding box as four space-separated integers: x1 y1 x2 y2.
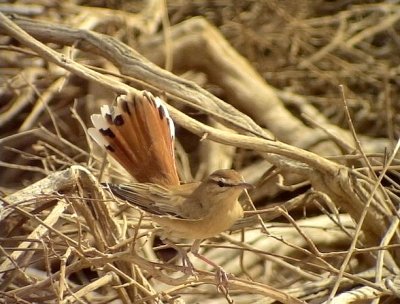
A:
106 183 187 218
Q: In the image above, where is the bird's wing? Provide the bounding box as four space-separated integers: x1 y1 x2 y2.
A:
106 182 196 219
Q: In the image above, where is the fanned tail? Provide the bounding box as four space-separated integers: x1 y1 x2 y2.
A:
88 91 179 186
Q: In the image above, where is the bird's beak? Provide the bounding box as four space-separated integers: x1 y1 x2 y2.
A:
236 182 254 190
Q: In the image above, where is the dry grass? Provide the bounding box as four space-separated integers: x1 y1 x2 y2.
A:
1 1 400 303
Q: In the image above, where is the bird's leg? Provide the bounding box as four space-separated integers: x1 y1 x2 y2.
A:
162 239 197 277
190 239 230 293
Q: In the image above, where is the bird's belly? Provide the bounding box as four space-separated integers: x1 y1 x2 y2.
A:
154 202 243 239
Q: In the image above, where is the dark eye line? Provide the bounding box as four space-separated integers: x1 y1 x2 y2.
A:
210 178 235 188
209 177 236 188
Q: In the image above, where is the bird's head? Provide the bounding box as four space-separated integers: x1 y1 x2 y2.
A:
202 169 253 202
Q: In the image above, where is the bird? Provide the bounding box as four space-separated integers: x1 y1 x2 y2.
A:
107 169 251 240
88 91 253 287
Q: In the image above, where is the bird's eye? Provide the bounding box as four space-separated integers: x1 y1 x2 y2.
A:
217 180 224 187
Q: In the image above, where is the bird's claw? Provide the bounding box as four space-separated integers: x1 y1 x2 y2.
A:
181 255 198 278
215 266 230 293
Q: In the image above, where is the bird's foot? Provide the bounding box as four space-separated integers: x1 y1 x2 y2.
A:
215 265 230 293
190 240 232 293
159 239 198 278
180 254 198 278
191 251 231 292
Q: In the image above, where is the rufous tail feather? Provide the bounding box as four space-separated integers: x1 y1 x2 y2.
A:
88 91 179 186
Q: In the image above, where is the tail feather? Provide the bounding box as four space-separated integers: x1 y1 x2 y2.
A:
89 92 179 186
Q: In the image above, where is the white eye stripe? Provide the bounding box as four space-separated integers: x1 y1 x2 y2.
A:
210 177 226 185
